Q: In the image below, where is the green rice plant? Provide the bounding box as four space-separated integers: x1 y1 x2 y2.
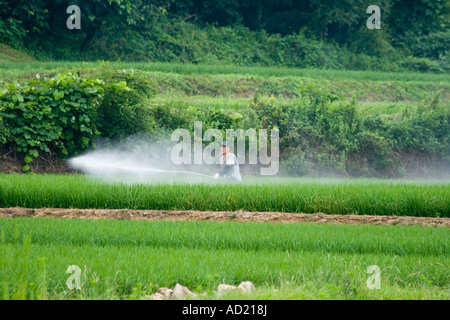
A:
0 230 49 300
0 218 448 300
0 175 448 217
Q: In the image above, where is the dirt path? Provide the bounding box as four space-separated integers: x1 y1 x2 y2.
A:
0 207 448 227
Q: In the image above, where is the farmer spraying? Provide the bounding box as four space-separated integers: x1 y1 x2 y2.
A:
214 141 242 182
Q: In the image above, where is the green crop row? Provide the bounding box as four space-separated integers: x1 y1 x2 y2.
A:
2 61 450 82
2 62 449 102
0 218 448 299
0 174 448 217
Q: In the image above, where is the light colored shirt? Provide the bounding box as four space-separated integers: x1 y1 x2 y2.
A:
219 153 242 181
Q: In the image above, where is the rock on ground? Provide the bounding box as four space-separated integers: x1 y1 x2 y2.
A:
217 284 237 296
217 281 255 296
152 287 174 300
150 284 197 300
238 281 255 293
173 283 198 299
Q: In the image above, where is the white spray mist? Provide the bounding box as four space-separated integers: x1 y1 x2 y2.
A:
68 135 216 184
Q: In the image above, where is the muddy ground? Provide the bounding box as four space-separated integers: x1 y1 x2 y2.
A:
0 207 448 227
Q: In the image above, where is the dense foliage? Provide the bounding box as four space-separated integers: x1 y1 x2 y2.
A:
1 68 448 177
0 70 152 171
1 0 449 71
151 85 450 178
0 73 105 171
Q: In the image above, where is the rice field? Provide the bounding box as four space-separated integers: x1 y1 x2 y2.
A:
1 61 449 300
0 174 448 217
1 217 448 300
0 173 448 300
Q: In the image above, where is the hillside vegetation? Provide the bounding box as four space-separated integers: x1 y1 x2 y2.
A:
1 0 449 178
0 44 34 63
1 0 449 72
1 63 449 178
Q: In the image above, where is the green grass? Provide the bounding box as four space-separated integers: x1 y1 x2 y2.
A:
356 101 418 115
2 61 449 119
0 44 35 64
1 61 450 82
0 174 448 217
1 218 448 299
150 93 251 111
149 93 443 114
1 61 449 118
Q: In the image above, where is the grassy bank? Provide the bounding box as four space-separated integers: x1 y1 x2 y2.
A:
1 62 449 103
2 61 450 81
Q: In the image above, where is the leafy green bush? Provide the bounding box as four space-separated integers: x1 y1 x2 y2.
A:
0 17 27 49
149 100 243 137
388 97 450 160
0 73 105 167
0 97 10 145
0 72 142 171
400 56 444 73
239 86 449 177
350 26 395 57
409 31 450 60
88 65 158 139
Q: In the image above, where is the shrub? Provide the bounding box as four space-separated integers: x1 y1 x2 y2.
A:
0 96 10 145
0 73 103 161
241 86 449 177
88 65 158 139
400 56 444 73
0 72 136 171
409 31 450 60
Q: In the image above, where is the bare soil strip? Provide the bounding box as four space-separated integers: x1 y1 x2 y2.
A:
0 207 448 227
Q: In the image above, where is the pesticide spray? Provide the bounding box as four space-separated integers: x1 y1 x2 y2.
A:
68 136 216 184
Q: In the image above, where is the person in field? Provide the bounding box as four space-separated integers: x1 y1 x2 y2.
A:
214 141 242 182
